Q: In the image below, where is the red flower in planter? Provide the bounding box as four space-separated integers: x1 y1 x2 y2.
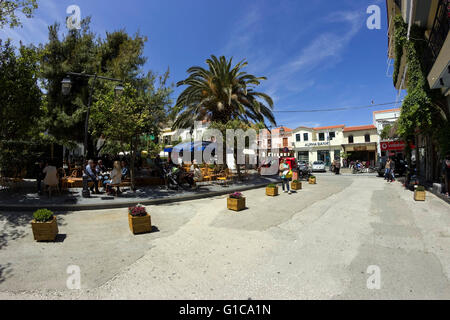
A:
128 204 147 216
229 192 243 199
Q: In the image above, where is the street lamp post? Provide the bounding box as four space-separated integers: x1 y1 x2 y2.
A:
61 72 123 197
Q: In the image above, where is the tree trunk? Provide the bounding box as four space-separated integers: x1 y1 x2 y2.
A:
130 136 136 191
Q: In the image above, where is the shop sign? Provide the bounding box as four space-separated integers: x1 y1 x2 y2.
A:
305 142 330 147
381 141 406 151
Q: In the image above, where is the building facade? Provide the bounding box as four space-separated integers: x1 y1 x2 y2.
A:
292 125 345 166
386 0 450 182
342 125 379 165
373 108 403 157
258 126 294 158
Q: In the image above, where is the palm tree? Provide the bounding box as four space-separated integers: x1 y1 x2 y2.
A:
172 55 277 129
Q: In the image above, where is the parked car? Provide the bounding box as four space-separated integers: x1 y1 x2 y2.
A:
297 161 309 170
312 161 326 172
376 156 407 177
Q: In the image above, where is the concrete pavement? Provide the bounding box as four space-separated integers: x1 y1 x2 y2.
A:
0 174 449 299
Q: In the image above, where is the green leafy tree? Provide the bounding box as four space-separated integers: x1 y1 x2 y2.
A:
0 0 38 29
39 20 149 156
172 55 277 129
0 40 43 177
91 73 172 189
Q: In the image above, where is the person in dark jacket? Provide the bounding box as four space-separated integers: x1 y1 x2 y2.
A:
444 154 450 197
36 160 46 195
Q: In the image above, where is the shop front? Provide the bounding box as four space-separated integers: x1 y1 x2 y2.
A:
380 140 407 159
342 143 378 165
295 143 343 167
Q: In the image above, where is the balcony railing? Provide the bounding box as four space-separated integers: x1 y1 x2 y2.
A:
428 0 450 63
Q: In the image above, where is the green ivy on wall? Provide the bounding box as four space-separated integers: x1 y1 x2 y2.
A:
393 16 449 155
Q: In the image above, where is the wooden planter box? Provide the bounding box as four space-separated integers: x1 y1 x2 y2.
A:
414 190 426 201
266 186 279 196
291 181 302 190
227 197 246 211
31 216 58 242
128 213 152 234
309 177 317 185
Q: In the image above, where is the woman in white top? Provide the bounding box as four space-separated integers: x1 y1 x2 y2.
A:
43 161 59 187
105 161 122 194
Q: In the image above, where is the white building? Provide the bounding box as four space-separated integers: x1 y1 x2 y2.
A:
373 108 402 157
257 127 294 158
292 125 346 166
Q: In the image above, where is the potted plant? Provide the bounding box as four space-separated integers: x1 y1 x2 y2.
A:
128 204 152 234
291 180 302 190
31 209 58 242
414 186 426 201
227 192 246 211
309 175 317 184
266 183 279 196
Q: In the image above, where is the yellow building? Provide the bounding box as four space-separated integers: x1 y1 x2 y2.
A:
342 125 379 165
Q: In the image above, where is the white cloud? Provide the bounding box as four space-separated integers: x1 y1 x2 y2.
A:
265 10 364 97
1 0 62 46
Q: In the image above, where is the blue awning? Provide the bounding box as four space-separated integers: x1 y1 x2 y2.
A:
165 141 217 153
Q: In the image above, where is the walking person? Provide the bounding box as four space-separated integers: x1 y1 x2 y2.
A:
279 159 292 195
35 160 46 195
389 158 396 183
385 158 391 181
444 154 450 197
335 160 341 175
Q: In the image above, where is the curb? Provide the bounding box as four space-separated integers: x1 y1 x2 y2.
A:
0 181 277 212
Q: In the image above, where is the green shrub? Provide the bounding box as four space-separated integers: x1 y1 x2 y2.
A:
310 176 316 179
33 209 54 222
416 186 425 192
267 184 277 188
292 180 299 183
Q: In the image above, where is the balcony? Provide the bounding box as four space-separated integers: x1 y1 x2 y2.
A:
427 0 450 89
428 0 449 62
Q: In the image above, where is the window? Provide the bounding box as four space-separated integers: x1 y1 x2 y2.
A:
329 132 335 140
349 135 354 144
296 134 301 142
319 133 325 141
304 133 309 141
298 151 309 163
365 134 371 142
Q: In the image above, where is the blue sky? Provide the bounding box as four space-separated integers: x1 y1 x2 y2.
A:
1 0 405 129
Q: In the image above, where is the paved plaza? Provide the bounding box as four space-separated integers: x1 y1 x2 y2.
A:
0 174 449 299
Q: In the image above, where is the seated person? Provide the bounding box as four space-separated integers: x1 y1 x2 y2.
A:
104 161 122 194
121 160 130 180
85 159 100 194
96 159 109 182
43 160 59 190
190 161 203 182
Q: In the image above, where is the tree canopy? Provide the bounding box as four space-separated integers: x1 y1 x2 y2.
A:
172 55 277 130
0 0 38 29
